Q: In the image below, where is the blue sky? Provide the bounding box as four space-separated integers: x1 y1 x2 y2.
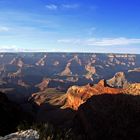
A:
0 0 140 53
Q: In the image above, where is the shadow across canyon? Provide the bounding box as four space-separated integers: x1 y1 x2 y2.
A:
74 94 140 140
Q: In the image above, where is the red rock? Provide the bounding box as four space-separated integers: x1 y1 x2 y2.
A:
63 80 123 110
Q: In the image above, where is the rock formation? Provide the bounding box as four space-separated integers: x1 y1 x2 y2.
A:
106 72 127 88
0 129 39 140
62 80 122 110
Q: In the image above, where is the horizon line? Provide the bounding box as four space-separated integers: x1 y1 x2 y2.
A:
0 52 139 55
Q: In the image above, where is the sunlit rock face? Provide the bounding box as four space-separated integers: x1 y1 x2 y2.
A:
106 72 127 88
63 80 123 110
123 83 140 95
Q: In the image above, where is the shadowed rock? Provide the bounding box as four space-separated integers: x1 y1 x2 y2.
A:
74 94 140 140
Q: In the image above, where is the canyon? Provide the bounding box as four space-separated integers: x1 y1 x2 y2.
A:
0 53 140 139
0 53 140 102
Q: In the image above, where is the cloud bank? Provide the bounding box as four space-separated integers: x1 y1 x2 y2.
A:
58 37 140 46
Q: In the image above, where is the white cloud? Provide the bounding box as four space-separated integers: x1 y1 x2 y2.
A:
45 4 58 10
0 45 48 52
61 4 79 9
0 45 41 52
0 45 19 52
0 26 9 32
87 38 140 46
45 3 80 10
57 37 140 46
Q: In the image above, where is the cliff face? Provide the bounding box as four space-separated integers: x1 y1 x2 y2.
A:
106 72 127 88
74 94 140 140
106 69 140 88
63 80 123 110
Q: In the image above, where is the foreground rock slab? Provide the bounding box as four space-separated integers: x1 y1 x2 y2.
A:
0 129 39 140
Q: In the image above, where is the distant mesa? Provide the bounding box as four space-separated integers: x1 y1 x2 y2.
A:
106 72 127 88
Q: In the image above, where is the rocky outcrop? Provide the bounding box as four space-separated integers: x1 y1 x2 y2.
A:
106 70 140 88
29 89 75 125
63 80 122 110
30 88 66 106
106 72 127 88
63 78 140 110
0 129 39 140
123 83 140 95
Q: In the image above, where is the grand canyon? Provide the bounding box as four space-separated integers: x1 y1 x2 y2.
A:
1 0 140 139
0 53 140 140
